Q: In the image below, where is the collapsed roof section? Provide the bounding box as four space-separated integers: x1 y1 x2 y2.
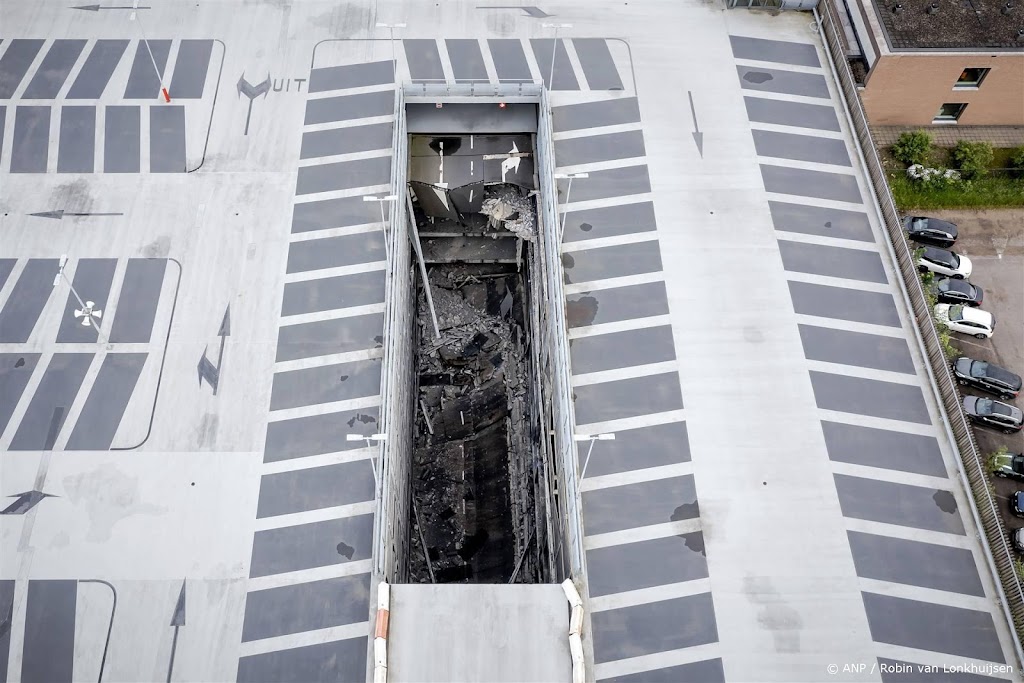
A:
408 134 536 226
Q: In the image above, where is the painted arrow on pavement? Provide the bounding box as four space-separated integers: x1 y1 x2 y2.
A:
72 4 151 10
237 74 271 136
1 491 55 515
166 581 186 683
688 91 704 159
30 210 124 220
198 304 231 395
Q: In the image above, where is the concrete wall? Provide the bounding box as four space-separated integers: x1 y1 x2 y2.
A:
862 53 1024 126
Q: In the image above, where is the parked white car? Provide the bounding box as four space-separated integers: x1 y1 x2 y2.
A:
917 246 972 279
934 304 995 339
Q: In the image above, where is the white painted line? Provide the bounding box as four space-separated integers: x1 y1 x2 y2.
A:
793 314 906 339
554 157 648 176
279 303 387 327
267 395 381 423
274 347 383 374
816 409 939 437
572 360 678 388
305 83 394 100
589 578 712 613
804 359 920 386
585 518 702 550
553 122 643 141
260 447 375 476
763 191 865 212
560 192 655 214
289 223 383 242
734 57 824 75
784 271 891 294
574 409 687 435
292 184 391 204
254 500 376 531
560 232 660 254
568 315 673 340
856 578 994 613
581 461 694 493
297 147 393 168
774 229 879 251
844 518 974 550
237 621 370 658
757 156 858 176
303 115 395 133
830 460 952 491
737 89 839 107
283 260 387 284
594 642 722 681
750 121 845 139
564 271 664 296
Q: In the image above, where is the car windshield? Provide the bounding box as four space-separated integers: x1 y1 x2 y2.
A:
938 280 950 293
949 305 964 321
1014 456 1024 474
949 252 960 268
912 218 927 231
970 361 989 378
976 398 999 415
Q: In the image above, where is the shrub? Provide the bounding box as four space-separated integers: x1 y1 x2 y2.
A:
1009 146 1024 179
987 445 1010 473
951 140 994 180
892 130 933 167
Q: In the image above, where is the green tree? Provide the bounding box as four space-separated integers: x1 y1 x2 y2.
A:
892 130 933 167
1008 146 1024 179
951 140 994 180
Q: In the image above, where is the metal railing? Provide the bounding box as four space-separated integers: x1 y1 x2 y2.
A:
372 84 415 582
535 86 588 577
403 80 545 99
816 0 1024 649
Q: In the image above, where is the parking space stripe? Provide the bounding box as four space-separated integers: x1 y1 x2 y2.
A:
256 460 375 519
848 531 984 597
736 65 830 98
109 258 167 343
779 239 887 283
821 420 947 477
583 474 698 536
599 657 725 683
65 353 147 450
487 39 533 83
10 105 50 173
744 97 840 132
104 105 140 173
753 129 850 167
0 353 41 438
9 353 93 450
55 258 116 342
281 271 385 316
729 35 821 67
0 258 57 342
574 372 683 426
168 39 213 98
249 514 375 578
296 156 391 196
22 40 87 98
835 474 964 535
57 106 96 173
304 90 394 126
0 39 45 98
789 281 901 327
561 201 657 244
588 535 708 598
861 592 1005 664
275 313 383 363
236 635 368 683
240 573 371 642
573 38 624 91
570 325 675 376
67 40 129 99
309 61 393 93
531 39 579 90
299 122 393 160
22 580 77 683
403 39 445 83
799 325 915 375
761 164 863 203
446 39 488 82
263 407 380 463
810 371 931 424
592 594 719 664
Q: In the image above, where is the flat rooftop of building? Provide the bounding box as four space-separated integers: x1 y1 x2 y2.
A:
870 0 1024 50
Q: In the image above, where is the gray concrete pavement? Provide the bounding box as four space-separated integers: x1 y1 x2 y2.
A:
0 2 1021 683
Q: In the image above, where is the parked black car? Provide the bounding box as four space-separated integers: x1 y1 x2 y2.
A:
953 357 1022 400
935 278 983 307
964 396 1024 433
991 452 1024 481
1013 491 1024 518
904 216 958 248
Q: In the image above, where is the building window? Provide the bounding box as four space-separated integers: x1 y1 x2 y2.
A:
954 68 990 88
934 103 967 123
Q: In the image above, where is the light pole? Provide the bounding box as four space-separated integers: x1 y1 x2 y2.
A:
53 255 106 343
346 433 387 489
574 433 616 483
363 194 398 264
554 172 588 244
541 23 572 89
130 9 169 102
376 22 406 80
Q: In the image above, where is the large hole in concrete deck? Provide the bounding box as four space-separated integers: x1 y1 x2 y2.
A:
406 129 550 584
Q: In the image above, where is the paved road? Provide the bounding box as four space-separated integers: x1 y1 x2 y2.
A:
0 2 1021 683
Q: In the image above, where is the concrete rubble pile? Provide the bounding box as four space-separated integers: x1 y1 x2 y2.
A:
409 264 537 583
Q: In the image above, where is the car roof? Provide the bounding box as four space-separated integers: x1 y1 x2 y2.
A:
922 217 957 235
984 363 1023 389
938 278 970 293
922 246 953 262
960 307 993 326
